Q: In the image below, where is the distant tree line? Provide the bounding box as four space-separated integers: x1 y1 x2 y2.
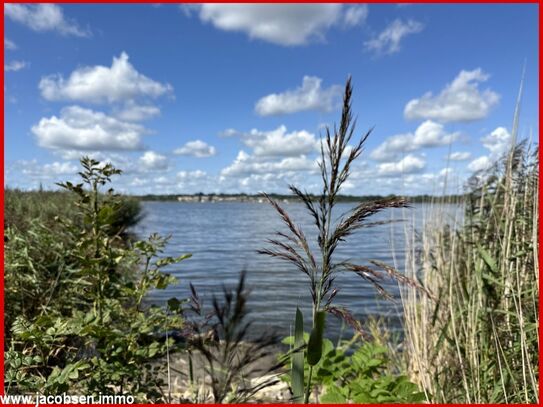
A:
135 192 465 204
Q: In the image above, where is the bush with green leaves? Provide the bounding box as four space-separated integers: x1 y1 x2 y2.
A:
282 332 425 404
5 157 190 402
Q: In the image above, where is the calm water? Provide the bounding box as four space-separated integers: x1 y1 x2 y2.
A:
134 201 459 338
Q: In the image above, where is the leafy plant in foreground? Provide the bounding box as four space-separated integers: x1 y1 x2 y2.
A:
282 334 425 404
5 157 190 402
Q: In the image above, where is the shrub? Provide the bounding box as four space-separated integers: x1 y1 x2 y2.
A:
5 157 189 402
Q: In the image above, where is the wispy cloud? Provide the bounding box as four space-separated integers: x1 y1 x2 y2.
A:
4 60 28 72
5 4 91 37
365 19 423 55
4 38 17 50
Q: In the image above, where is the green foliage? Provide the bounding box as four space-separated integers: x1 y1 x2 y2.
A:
403 141 539 403
282 334 425 403
307 311 326 366
5 157 189 402
5 188 141 238
291 308 305 403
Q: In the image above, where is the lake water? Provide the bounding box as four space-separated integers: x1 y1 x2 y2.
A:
134 201 459 339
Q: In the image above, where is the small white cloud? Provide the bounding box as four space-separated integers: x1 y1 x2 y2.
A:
219 128 240 138
114 102 161 122
449 151 471 161
221 150 317 178
32 106 148 151
20 160 78 177
5 4 90 37
255 76 342 116
131 177 148 187
174 140 217 157
468 156 492 172
139 151 169 171
4 38 17 50
177 170 207 180
39 52 172 105
343 5 369 27
466 127 512 173
4 60 27 72
481 126 511 157
371 120 459 161
439 167 452 177
186 4 364 46
241 125 319 157
404 69 500 123
377 154 425 176
364 19 423 55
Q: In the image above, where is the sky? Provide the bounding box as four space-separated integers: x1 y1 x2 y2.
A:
4 3 539 196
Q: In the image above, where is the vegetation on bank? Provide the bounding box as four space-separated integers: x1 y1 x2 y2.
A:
135 192 463 204
5 159 190 400
4 78 538 403
402 140 539 403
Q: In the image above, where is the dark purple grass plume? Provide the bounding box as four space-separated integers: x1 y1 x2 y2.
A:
258 77 428 333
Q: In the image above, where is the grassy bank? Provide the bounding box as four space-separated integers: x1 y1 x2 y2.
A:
401 143 539 403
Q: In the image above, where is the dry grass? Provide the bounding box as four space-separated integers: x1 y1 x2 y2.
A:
399 76 539 403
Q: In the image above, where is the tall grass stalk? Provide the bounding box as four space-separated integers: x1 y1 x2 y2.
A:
260 77 425 403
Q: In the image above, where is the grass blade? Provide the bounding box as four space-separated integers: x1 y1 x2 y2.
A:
292 307 304 402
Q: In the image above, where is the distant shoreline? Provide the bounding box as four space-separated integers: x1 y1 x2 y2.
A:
135 193 465 204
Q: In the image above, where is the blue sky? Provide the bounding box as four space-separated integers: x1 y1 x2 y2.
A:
4 3 539 195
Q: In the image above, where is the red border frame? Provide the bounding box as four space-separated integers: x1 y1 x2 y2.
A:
1 1 541 406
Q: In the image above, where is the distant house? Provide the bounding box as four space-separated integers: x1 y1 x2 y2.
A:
177 195 201 202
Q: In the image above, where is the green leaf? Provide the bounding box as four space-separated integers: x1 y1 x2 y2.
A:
307 311 326 366
321 388 347 403
477 245 498 274
291 307 304 403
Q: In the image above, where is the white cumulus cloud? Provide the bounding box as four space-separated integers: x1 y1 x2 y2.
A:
240 125 319 157
174 140 217 157
467 127 512 173
139 151 169 171
31 106 148 151
5 4 90 37
364 19 423 55
255 76 342 116
185 4 367 46
371 120 459 161
467 156 492 172
39 52 173 105
481 126 512 157
404 69 500 123
221 150 317 177
377 154 425 176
